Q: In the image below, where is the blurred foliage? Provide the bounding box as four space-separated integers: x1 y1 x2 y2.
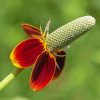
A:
0 0 100 100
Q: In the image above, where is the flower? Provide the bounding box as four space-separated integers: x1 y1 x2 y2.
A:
10 16 95 91
10 23 66 91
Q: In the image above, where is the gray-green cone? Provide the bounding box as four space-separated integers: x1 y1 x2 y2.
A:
46 16 96 51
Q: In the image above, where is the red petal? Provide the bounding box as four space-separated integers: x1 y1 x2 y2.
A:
10 38 46 68
53 50 66 80
22 24 41 37
30 51 56 91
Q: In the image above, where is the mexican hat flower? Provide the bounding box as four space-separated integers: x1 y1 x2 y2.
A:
10 16 95 91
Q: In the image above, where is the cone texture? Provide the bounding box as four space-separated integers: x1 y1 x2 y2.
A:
46 16 96 51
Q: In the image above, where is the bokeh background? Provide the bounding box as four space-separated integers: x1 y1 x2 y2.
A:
0 0 100 100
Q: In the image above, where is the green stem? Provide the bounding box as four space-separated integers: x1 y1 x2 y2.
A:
0 68 24 91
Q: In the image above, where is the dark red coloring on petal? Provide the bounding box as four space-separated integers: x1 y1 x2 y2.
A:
22 24 41 37
53 50 66 80
10 38 46 68
30 51 56 91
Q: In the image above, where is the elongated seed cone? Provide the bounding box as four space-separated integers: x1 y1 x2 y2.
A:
46 16 96 51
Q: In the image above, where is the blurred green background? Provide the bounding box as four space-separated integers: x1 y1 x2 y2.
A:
0 0 100 100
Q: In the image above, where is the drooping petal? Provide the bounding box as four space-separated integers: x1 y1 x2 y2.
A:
30 51 56 91
10 38 46 68
22 24 42 37
53 50 66 80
